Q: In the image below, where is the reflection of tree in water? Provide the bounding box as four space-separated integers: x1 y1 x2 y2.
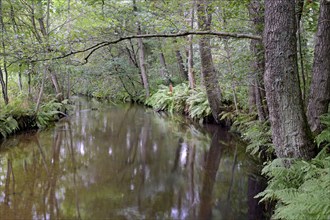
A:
199 127 225 220
0 100 266 219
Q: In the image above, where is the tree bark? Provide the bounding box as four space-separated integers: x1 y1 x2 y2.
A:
307 0 330 134
0 0 9 104
197 0 222 123
248 0 267 121
175 49 188 81
133 0 150 98
159 51 170 84
187 0 196 89
264 0 314 159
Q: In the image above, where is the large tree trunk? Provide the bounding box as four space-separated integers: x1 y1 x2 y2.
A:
197 0 222 123
307 0 330 134
264 0 314 159
248 0 267 121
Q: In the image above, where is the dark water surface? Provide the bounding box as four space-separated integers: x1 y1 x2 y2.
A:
0 97 266 220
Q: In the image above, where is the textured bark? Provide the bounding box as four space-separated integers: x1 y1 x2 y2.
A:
159 52 167 78
264 0 314 159
137 34 150 98
307 0 330 134
175 49 188 81
187 0 196 88
187 35 195 88
248 0 267 121
0 0 9 104
197 0 222 123
133 0 150 98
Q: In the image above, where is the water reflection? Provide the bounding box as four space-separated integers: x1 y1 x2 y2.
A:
0 97 266 219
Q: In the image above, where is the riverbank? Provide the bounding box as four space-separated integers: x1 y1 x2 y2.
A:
0 98 68 140
0 97 268 219
144 86 330 219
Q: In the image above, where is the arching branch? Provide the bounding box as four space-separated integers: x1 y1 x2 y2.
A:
32 31 262 63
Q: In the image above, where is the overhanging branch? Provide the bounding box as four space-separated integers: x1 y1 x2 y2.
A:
32 31 262 63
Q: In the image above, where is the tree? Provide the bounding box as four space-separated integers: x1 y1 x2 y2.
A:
264 0 314 159
133 0 150 98
0 0 9 104
307 0 330 134
248 0 267 121
197 0 222 123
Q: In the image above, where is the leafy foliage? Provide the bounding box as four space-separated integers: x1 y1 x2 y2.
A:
146 84 212 121
0 116 19 138
256 151 330 220
316 113 330 148
146 84 176 112
36 99 67 129
232 114 274 157
186 88 211 120
256 115 330 220
0 97 67 139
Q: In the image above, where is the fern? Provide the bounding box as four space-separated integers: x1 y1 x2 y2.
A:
0 116 19 138
186 88 211 120
256 153 330 220
316 113 330 148
232 114 274 157
36 99 65 129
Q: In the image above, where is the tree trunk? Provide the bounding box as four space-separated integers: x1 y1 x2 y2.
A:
0 67 9 104
175 48 188 81
197 0 222 123
137 34 150 98
248 0 267 121
133 0 150 98
307 0 330 134
159 52 167 78
264 0 314 159
187 35 195 88
18 64 23 91
187 0 196 89
0 0 9 105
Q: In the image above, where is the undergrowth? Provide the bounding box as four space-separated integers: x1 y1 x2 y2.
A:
232 113 274 158
255 113 330 220
0 98 67 139
146 83 212 121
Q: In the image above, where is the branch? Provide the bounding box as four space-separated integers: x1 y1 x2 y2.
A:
31 31 261 63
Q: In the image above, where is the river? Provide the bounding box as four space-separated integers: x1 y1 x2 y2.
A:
0 97 267 219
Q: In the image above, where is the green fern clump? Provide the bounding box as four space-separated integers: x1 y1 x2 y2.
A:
171 83 190 113
146 83 190 113
256 114 330 220
232 114 274 157
0 116 19 138
186 88 211 120
256 152 330 220
146 85 174 111
36 99 66 128
316 113 330 148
